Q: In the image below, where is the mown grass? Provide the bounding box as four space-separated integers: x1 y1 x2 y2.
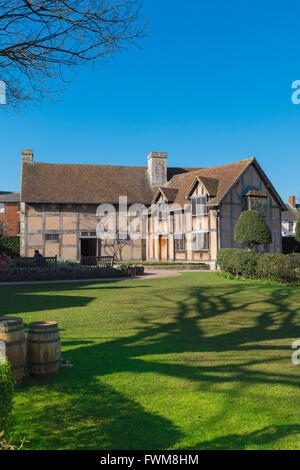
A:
0 273 300 450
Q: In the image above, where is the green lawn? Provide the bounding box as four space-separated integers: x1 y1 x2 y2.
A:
1 273 300 450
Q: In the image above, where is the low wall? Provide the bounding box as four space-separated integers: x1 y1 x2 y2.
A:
0 266 143 283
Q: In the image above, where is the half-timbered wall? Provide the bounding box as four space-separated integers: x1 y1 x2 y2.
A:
147 184 218 264
219 163 282 253
21 203 145 261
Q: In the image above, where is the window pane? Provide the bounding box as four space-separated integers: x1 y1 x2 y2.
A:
45 233 59 241
174 234 186 252
192 232 209 251
192 196 207 216
0 203 4 213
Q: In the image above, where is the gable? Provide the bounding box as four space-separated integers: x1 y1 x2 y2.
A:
186 176 219 200
221 161 285 210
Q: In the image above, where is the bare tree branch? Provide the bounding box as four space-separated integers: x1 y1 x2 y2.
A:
0 0 146 109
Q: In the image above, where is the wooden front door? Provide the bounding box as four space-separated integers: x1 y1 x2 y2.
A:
159 236 168 260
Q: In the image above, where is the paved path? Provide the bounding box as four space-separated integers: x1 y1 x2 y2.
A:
0 269 214 287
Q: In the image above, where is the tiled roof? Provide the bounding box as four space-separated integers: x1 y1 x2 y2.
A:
21 157 285 210
165 158 255 206
21 162 196 205
282 204 298 221
159 188 179 202
0 192 20 203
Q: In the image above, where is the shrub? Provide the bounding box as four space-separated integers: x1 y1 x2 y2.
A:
217 249 241 274
0 236 20 257
231 250 259 278
257 253 300 283
218 249 300 283
234 210 272 250
217 248 259 278
0 361 14 435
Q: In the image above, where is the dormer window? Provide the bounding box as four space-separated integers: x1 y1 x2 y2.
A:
243 189 268 217
158 202 168 221
191 195 208 216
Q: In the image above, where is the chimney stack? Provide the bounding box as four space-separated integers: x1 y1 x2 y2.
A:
147 152 168 187
289 195 296 208
22 149 33 162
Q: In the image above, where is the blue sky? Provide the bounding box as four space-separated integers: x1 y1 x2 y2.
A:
0 0 299 201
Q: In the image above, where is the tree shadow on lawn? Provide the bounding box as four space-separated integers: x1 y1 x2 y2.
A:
185 424 300 450
14 278 300 449
0 280 149 318
17 375 182 450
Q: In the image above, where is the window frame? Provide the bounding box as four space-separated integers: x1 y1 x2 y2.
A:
45 233 60 242
174 233 186 252
0 202 5 214
157 201 168 221
192 231 210 251
243 194 268 217
191 195 208 216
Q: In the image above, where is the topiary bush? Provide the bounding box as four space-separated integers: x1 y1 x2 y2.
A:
0 360 15 435
234 210 272 250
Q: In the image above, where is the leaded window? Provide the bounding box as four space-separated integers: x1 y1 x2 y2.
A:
192 231 209 251
191 195 208 216
243 194 268 217
158 202 168 221
174 234 186 252
45 233 60 241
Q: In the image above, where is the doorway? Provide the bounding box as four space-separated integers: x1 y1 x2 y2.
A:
80 238 97 257
159 235 168 260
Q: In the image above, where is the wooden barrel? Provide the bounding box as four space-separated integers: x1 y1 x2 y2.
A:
27 321 61 378
0 316 26 387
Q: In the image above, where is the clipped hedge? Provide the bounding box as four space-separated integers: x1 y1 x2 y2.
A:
217 249 259 278
257 253 300 283
217 248 300 283
0 361 14 435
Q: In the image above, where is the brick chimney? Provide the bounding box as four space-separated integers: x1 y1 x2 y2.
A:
22 149 33 162
289 195 296 208
147 152 168 187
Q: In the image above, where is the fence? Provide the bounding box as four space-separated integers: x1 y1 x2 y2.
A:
80 256 114 268
14 256 57 271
